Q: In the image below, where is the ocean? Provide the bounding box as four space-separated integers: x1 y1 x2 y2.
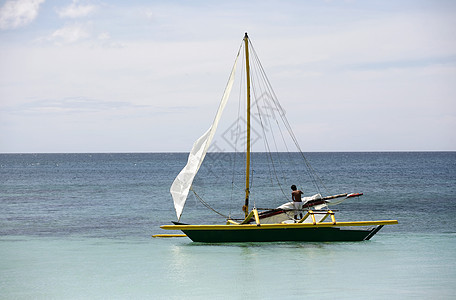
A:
1 152 455 299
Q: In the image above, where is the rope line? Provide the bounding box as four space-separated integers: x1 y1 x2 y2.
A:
249 39 330 196
191 188 230 219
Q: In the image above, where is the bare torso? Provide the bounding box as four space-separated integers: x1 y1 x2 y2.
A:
292 190 303 202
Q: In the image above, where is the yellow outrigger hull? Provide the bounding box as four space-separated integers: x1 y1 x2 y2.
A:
161 220 398 231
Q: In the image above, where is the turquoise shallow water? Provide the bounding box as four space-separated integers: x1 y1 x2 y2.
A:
1 234 455 299
1 152 456 298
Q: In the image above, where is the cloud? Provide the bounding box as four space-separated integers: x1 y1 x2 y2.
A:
6 97 146 115
49 22 91 44
0 0 44 30
96 32 125 48
144 9 154 21
56 0 96 18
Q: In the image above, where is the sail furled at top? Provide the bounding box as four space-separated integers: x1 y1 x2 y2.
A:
170 50 240 221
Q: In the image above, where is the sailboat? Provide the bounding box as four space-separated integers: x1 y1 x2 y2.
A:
154 33 397 242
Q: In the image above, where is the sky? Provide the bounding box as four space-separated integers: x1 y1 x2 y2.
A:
0 0 455 153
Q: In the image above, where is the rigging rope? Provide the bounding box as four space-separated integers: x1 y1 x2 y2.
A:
249 40 330 196
191 187 230 219
229 49 245 217
251 86 288 200
248 42 288 200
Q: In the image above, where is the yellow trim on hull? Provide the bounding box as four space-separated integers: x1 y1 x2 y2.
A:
161 220 398 231
152 234 188 238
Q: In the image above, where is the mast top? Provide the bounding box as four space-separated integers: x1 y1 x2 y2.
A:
244 32 248 39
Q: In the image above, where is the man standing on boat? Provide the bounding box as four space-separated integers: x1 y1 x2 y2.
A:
291 185 304 220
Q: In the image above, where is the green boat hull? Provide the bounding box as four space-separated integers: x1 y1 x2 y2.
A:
181 225 383 243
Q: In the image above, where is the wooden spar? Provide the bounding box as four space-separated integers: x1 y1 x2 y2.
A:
255 193 351 211
152 234 187 238
323 193 348 200
243 32 251 217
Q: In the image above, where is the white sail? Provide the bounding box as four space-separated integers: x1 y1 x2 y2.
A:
170 51 240 221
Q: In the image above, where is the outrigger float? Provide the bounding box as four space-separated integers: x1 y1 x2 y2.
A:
154 33 397 242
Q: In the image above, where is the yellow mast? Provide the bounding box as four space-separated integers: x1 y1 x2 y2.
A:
243 32 251 217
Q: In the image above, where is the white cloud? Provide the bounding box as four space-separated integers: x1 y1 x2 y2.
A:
49 23 90 44
97 32 110 40
95 31 124 48
56 0 96 18
0 0 44 30
144 9 154 21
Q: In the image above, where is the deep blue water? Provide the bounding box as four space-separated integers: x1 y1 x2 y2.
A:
1 152 455 298
2 152 455 237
